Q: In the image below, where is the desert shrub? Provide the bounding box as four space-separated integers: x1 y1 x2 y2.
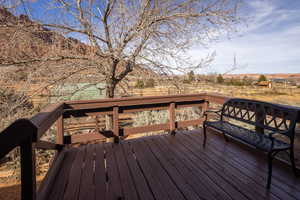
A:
242 76 253 85
135 79 145 88
226 78 244 86
183 79 191 84
0 87 33 128
145 78 155 88
133 110 168 127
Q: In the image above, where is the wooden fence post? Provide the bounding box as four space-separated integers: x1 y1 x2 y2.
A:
169 102 176 135
113 106 119 143
56 115 64 144
20 137 36 200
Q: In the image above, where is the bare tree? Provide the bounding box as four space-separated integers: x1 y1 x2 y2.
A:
1 0 241 98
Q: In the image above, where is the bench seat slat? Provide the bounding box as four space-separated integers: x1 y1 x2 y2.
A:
205 121 290 151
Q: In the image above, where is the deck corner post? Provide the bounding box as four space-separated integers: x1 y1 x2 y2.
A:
20 136 36 200
56 115 64 144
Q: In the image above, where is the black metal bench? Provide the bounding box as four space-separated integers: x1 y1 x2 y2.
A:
203 98 298 188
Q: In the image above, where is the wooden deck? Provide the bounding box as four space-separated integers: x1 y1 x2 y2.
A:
39 130 300 200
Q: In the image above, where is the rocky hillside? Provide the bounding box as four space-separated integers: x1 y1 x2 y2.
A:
0 7 89 65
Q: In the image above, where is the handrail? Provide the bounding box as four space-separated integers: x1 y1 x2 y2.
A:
30 103 64 140
0 119 37 159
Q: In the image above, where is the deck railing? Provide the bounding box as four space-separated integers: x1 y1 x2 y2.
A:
62 93 213 143
1 93 300 200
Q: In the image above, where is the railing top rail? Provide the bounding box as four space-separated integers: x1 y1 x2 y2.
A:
0 119 37 159
63 93 208 110
64 93 208 105
30 103 65 140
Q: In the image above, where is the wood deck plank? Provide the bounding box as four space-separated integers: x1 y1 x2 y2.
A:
132 139 186 200
186 131 300 200
205 129 300 187
94 142 107 200
63 146 86 200
176 133 280 200
121 141 155 200
158 135 242 200
144 138 202 200
79 144 96 200
37 150 66 200
206 130 300 191
113 142 139 200
152 136 236 200
39 129 300 200
105 143 124 200
128 140 171 200
48 148 77 200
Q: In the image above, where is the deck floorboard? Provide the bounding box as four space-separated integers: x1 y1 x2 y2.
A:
39 129 300 200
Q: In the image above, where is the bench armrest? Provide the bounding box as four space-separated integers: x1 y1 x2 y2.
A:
267 130 289 138
204 109 222 120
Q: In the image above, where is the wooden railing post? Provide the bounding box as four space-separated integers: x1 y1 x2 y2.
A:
169 102 176 135
56 115 64 144
20 136 36 200
113 106 119 143
203 100 209 114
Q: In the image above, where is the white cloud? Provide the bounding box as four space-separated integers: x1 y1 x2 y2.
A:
188 0 300 74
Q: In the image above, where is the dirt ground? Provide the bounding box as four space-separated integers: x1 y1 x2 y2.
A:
0 177 43 200
0 181 21 200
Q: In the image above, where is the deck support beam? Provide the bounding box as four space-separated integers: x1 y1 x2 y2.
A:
169 102 176 135
113 106 120 143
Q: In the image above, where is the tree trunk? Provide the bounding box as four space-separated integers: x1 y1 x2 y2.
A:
105 81 116 131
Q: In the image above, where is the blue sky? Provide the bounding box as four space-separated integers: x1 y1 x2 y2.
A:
11 0 300 74
189 0 300 74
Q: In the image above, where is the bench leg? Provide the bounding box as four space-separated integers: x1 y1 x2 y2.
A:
290 148 298 176
267 152 273 189
222 132 229 142
203 124 207 148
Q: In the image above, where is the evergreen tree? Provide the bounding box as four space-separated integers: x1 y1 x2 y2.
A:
217 74 224 84
258 75 267 82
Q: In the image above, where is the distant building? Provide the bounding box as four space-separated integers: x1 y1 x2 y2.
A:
270 78 295 87
256 81 272 88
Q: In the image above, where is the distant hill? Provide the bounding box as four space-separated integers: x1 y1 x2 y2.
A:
223 73 300 81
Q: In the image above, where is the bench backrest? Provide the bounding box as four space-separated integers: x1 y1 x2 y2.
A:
221 98 299 137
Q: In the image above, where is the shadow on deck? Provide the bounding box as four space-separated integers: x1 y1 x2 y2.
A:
39 129 300 200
